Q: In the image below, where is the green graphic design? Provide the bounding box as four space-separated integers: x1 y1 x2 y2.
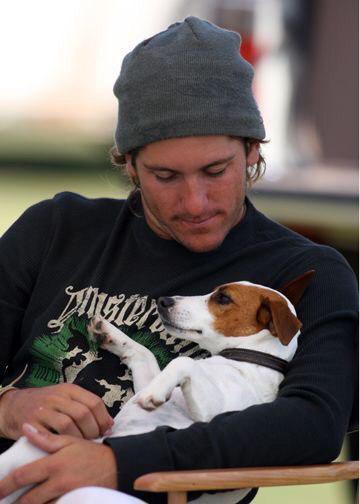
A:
26 316 98 388
128 328 175 370
23 290 207 415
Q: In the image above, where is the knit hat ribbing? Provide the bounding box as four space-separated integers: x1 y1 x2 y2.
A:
113 16 265 154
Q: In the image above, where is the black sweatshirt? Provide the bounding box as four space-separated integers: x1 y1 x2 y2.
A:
0 192 358 503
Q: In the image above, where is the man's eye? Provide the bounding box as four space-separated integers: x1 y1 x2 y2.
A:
155 172 176 182
215 292 233 305
206 166 227 177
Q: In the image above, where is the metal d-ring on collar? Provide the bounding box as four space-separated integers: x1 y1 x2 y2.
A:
218 348 288 374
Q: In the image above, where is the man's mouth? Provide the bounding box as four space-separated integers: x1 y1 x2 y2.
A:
182 217 212 224
176 213 220 226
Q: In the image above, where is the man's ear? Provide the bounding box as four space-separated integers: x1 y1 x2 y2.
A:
257 297 302 346
246 141 260 166
125 153 140 187
279 270 316 307
125 153 136 177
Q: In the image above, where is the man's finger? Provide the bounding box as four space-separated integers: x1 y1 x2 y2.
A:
18 478 71 504
67 385 114 435
0 458 48 500
37 408 84 438
22 424 73 453
56 398 101 439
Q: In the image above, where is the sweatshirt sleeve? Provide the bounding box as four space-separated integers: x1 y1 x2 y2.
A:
104 247 358 503
0 200 54 380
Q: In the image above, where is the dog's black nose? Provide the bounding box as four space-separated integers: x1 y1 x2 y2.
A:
157 297 175 309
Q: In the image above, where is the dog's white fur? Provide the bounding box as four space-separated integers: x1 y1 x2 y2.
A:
0 281 301 504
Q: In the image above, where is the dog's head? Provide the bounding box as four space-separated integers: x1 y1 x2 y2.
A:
157 271 314 353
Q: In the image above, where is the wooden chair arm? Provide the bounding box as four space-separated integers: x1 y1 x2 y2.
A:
134 461 358 493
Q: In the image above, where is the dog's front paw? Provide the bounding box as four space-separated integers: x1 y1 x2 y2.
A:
136 384 172 411
87 317 114 347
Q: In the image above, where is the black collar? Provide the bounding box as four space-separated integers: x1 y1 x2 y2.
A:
218 348 288 374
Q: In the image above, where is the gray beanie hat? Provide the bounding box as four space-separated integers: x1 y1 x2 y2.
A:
113 16 265 154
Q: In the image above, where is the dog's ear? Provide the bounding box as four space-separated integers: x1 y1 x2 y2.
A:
257 297 302 345
278 270 315 307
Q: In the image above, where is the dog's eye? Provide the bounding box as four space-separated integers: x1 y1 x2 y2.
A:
214 292 233 305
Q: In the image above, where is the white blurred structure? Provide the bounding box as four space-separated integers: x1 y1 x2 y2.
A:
0 0 357 178
0 0 183 134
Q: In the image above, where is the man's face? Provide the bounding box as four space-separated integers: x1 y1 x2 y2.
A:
125 135 259 253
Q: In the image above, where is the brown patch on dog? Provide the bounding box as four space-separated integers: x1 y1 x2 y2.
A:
259 296 302 345
208 284 301 345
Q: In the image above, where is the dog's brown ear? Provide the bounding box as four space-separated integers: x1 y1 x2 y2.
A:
257 297 302 346
278 270 315 307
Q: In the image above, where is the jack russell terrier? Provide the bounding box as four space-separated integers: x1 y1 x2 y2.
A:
0 271 314 504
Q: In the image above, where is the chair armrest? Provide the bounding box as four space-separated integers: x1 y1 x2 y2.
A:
134 461 359 493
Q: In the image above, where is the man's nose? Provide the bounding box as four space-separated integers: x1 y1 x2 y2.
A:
181 179 208 216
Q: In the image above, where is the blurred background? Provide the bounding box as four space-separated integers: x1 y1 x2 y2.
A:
0 0 358 502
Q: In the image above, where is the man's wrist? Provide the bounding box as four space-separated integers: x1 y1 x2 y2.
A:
104 428 174 497
0 385 17 399
0 387 17 438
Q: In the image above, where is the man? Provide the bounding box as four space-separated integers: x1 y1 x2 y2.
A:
0 16 357 504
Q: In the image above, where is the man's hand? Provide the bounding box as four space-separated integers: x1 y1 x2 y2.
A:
0 424 118 503
0 384 114 440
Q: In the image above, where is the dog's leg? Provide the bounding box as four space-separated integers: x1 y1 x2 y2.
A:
137 357 228 422
88 317 160 393
136 356 197 410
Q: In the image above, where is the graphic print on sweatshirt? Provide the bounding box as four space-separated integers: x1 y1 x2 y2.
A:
24 285 207 416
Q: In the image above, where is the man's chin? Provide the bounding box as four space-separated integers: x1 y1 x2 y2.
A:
175 233 225 253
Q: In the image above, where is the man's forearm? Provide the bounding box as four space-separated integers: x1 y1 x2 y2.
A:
105 393 349 502
105 312 356 500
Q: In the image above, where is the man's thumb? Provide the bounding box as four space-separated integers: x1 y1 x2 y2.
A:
22 423 71 453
